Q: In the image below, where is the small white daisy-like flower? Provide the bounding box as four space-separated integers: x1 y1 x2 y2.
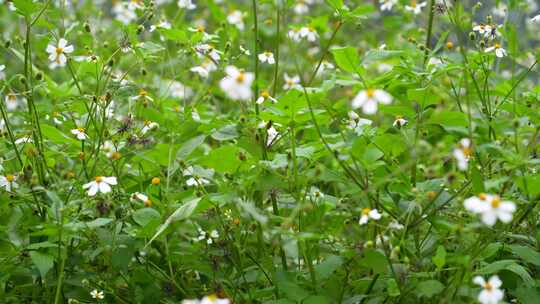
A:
256 90 277 104
380 0 398 11
190 60 217 78
258 51 275 64
194 43 221 62
219 66 254 101
101 141 121 159
359 208 382 225
294 0 313 15
83 176 117 196
45 38 74 69
473 275 504 304
178 0 196 9
288 28 302 41
141 121 159 134
112 2 137 25
464 194 516 226
5 92 22 111
473 23 492 35
308 187 324 201
183 166 211 186
453 138 472 171
227 10 245 30
70 127 88 141
393 116 408 128
200 295 230 304
169 81 193 99
0 174 18 192
351 88 393 115
485 43 507 58
531 15 540 23
404 0 427 14
195 228 219 244
130 88 154 103
15 136 33 145
131 192 153 207
299 27 318 42
347 111 372 134
149 19 172 32
283 73 301 90
90 289 105 300
128 0 144 10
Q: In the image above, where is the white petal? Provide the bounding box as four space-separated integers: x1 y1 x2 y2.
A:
481 211 498 226
362 99 378 115
98 182 112 194
103 176 118 185
87 183 99 196
374 90 392 104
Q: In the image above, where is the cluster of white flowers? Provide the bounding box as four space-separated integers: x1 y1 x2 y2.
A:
464 193 516 226
288 27 318 42
195 228 219 244
380 0 398 11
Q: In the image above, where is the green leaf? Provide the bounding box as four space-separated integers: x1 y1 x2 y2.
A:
145 197 207 247
432 245 446 270
132 208 161 227
13 0 39 17
315 255 343 279
359 250 387 274
386 278 400 297
416 280 445 298
427 111 468 129
331 46 360 73
85 218 113 229
211 125 239 141
29 251 54 278
177 135 206 159
200 145 242 173
507 245 540 266
477 259 534 286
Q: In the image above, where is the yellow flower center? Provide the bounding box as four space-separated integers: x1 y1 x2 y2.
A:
236 72 245 83
491 196 501 208
478 193 487 200
95 176 103 183
261 90 270 98
463 147 472 157
77 127 85 133
411 0 417 8
151 177 161 185
139 89 148 97
6 175 15 182
362 208 371 215
207 295 218 301
494 43 501 49
265 51 272 56
367 89 375 98
196 25 205 33
7 94 16 101
56 47 64 55
484 282 492 291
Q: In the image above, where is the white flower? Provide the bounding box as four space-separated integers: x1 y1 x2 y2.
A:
464 194 516 226
131 192 152 206
294 0 313 14
200 295 230 304
113 2 137 24
351 89 393 115
380 0 398 11
405 0 427 14
149 19 172 32
299 27 318 42
101 141 120 158
195 44 221 61
453 138 472 171
393 116 408 128
45 38 74 69
90 289 105 300
83 176 117 196
70 127 88 140
190 60 217 78
195 228 219 244
128 0 144 10
0 175 18 192
5 93 22 111
141 121 159 134
178 0 196 9
473 23 492 35
283 73 301 90
130 88 154 103
531 15 540 23
227 10 245 30
256 90 277 104
347 111 372 134
219 66 254 101
266 126 279 147
258 51 275 64
183 166 211 186
15 136 33 144
359 208 382 225
485 43 507 58
169 81 193 99
308 187 324 201
427 57 443 66
288 28 302 41
0 64 5 80
473 275 504 304
389 220 404 230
